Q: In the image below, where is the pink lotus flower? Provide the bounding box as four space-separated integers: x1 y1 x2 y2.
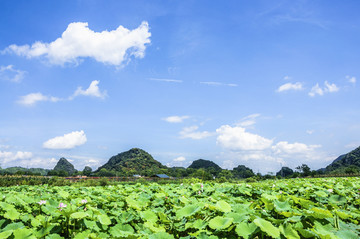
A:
38 200 46 205
59 202 67 211
81 199 87 204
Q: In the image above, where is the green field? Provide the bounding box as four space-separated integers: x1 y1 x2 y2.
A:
0 178 359 238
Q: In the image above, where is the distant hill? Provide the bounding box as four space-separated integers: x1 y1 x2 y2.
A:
188 159 222 171
53 157 76 175
96 148 166 175
325 146 360 173
0 167 49 176
232 165 255 178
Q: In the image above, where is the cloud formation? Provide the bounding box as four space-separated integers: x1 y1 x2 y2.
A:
216 125 273 150
173 156 186 162
71 80 107 99
18 80 106 106
346 75 356 84
237 114 261 128
277 82 303 92
43 130 87 149
149 78 182 83
309 81 339 97
17 93 60 106
0 65 26 82
0 151 33 164
5 22 151 66
180 126 213 140
163 115 189 123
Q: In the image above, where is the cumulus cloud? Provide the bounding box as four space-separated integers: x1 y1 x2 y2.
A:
180 126 213 140
5 21 151 66
216 125 273 151
43 130 87 149
277 82 303 92
163 115 189 123
173 156 186 162
0 65 26 82
324 81 339 92
17 93 60 106
272 141 321 155
71 80 107 99
346 75 356 84
309 81 339 97
18 81 106 106
0 151 33 164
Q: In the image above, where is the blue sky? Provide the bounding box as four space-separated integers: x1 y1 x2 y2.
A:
0 0 359 173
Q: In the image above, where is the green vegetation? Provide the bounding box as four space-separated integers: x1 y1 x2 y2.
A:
325 146 360 174
0 167 49 176
52 158 77 176
0 178 359 238
95 148 167 177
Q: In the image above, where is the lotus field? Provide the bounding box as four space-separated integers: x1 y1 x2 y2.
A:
0 178 360 238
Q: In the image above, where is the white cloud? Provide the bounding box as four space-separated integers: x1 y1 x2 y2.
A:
277 82 303 92
163 115 189 123
283 76 291 80
272 141 321 155
5 21 151 66
17 93 60 106
237 113 261 128
71 80 107 99
309 81 339 97
18 81 106 106
309 83 323 97
306 130 314 135
0 145 10 149
180 125 213 140
216 125 273 151
0 65 26 82
0 151 33 164
200 81 238 87
149 78 182 83
43 130 87 149
324 81 339 92
173 156 186 162
346 75 356 84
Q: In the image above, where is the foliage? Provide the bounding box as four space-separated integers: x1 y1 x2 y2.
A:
0 178 359 238
276 167 294 177
232 165 255 178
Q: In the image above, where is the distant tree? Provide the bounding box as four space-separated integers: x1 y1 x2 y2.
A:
296 164 311 176
190 169 213 180
276 167 294 177
83 166 92 176
218 169 234 179
232 165 255 178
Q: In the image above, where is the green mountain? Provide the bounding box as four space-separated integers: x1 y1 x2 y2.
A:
188 159 222 171
232 165 255 178
53 157 76 175
96 148 167 176
325 146 360 174
0 167 49 176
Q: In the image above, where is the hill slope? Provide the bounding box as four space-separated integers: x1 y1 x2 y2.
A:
325 146 360 173
96 148 166 175
53 158 76 175
188 159 222 171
